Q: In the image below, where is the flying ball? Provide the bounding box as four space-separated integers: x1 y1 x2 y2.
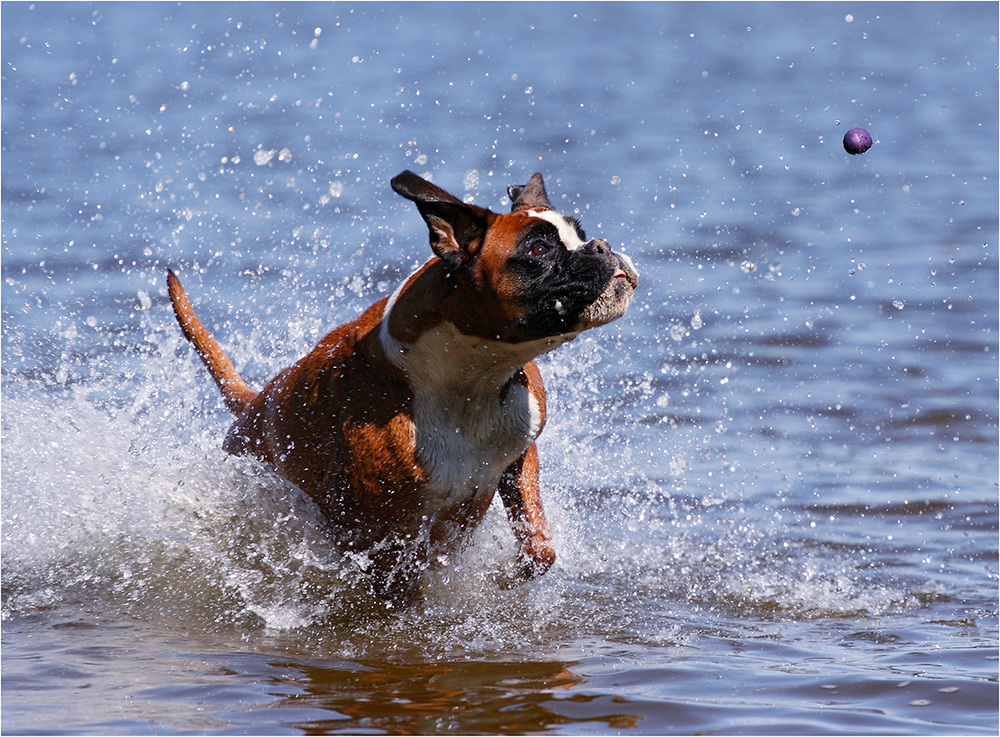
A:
843 127 873 155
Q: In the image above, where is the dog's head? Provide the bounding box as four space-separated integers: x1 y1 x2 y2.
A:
390 170 638 344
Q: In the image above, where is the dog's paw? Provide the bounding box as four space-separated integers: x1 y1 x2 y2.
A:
495 543 556 589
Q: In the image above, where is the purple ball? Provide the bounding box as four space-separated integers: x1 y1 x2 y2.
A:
843 127 873 155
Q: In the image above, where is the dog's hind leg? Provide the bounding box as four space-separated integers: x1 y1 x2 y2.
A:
167 269 257 415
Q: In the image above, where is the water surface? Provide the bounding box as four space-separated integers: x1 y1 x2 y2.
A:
3 3 997 734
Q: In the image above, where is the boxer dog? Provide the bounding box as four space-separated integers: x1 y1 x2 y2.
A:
167 170 638 606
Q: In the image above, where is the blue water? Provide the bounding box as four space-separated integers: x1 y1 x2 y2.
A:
3 3 997 734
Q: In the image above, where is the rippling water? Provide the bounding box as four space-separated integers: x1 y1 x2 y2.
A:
3 3 997 734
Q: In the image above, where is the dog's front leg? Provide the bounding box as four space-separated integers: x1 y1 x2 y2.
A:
496 443 556 588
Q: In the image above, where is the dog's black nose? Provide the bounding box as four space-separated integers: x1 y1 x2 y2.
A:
583 238 611 255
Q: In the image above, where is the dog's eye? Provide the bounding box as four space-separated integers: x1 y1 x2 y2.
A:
529 242 551 257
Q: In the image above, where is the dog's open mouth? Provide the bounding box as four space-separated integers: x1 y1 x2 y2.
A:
614 252 640 289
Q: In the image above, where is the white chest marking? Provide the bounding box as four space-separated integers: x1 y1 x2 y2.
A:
401 323 547 510
528 209 587 251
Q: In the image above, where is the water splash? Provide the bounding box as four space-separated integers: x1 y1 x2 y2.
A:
2 281 928 661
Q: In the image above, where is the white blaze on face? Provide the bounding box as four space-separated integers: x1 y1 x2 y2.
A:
527 209 587 251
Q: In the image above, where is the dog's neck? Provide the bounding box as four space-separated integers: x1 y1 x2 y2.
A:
377 258 553 506
379 258 574 394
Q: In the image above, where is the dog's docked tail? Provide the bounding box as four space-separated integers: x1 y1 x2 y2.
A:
167 270 257 415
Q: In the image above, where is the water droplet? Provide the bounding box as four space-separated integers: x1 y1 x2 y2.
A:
253 148 275 166
669 455 687 475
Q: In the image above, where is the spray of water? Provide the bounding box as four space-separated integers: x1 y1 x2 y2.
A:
2 272 919 661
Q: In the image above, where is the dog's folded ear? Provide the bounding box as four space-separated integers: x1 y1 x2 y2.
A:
508 172 552 213
391 170 466 208
391 170 494 267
